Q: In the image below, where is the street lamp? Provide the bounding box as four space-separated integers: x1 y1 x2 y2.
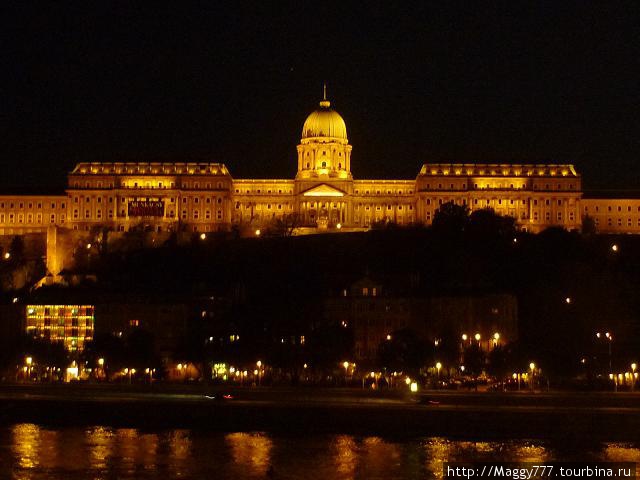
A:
25 356 33 381
529 362 536 391
436 362 442 380
596 332 614 373
632 363 637 392
256 360 262 386
255 229 261 237
200 233 207 240
3 252 10 260
611 244 618 252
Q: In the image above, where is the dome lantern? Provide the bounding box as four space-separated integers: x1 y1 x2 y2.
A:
301 87 348 142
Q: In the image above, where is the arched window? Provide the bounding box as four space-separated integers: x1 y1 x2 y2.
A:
306 163 310 169
322 161 326 168
338 163 342 169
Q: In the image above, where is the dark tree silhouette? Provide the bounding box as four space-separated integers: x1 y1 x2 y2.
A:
432 201 469 235
377 328 429 378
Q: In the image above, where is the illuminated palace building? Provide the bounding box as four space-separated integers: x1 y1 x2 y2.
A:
1 93 640 237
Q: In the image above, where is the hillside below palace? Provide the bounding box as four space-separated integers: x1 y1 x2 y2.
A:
1 93 640 238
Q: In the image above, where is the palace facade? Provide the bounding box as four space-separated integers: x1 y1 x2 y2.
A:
1 93 640 238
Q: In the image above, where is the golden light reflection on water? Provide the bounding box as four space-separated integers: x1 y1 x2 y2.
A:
86 426 115 470
4 425 640 480
226 432 273 477
603 444 640 463
169 429 191 461
423 438 549 478
362 436 401 475
12 423 40 470
114 428 159 473
333 434 357 479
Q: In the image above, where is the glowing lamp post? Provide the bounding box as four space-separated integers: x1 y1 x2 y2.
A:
632 363 637 392
529 363 535 391
256 360 262 386
25 356 33 381
436 362 442 380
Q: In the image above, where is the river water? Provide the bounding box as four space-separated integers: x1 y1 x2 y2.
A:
1 424 639 479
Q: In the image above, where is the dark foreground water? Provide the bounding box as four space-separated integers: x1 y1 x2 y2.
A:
1 424 639 479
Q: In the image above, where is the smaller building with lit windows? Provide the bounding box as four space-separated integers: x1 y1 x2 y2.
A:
25 305 94 352
325 276 518 362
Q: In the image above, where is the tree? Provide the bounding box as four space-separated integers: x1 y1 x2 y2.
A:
487 345 510 381
463 344 486 379
377 328 429 378
9 236 25 266
307 324 354 374
269 213 302 237
125 329 159 371
432 201 469 235
81 333 127 375
581 214 597 235
468 208 516 239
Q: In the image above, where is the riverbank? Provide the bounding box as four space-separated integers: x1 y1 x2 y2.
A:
1 385 639 441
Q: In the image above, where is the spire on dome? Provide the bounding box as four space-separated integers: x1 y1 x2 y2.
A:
319 82 330 108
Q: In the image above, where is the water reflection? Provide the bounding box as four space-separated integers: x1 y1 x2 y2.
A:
226 432 273 477
603 444 640 462
333 434 357 478
2 424 640 480
12 423 40 470
86 426 115 470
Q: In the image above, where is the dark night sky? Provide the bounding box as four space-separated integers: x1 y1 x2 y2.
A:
1 2 639 191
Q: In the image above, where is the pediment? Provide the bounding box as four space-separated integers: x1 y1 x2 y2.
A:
302 184 346 197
